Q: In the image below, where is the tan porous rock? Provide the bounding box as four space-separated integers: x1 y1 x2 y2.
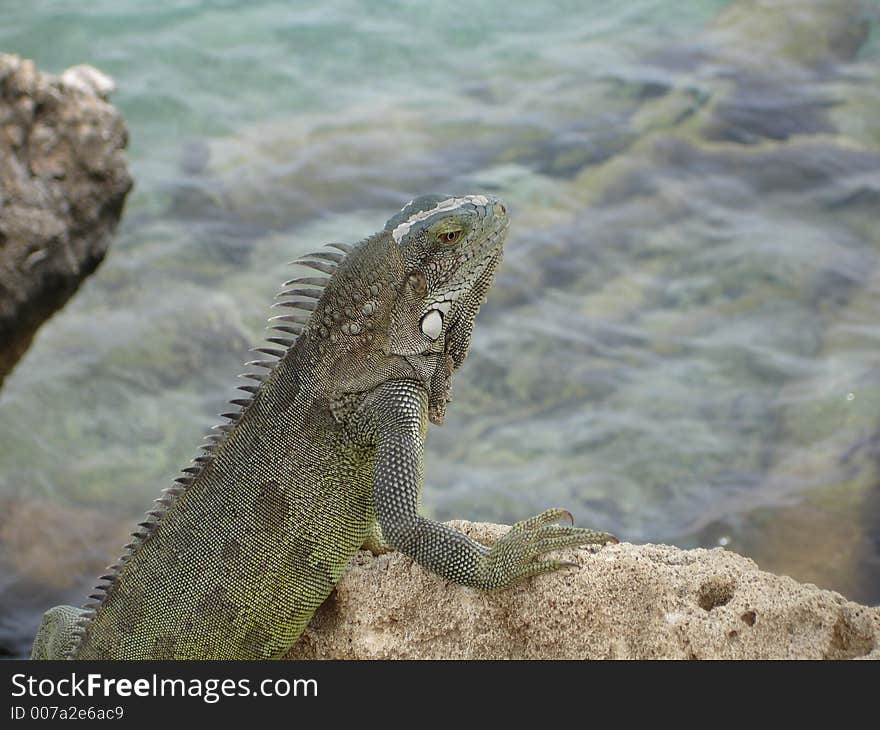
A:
287 521 880 660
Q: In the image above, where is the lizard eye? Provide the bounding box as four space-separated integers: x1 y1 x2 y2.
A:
440 230 461 244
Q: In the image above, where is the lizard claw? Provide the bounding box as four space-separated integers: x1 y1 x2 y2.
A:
476 509 618 589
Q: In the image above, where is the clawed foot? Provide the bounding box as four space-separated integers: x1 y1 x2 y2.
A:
476 508 617 590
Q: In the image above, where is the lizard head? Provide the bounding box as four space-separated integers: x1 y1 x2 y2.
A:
385 193 509 424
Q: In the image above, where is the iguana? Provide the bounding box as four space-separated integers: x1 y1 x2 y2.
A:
31 194 616 660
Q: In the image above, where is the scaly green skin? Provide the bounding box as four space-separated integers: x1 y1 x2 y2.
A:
32 194 615 660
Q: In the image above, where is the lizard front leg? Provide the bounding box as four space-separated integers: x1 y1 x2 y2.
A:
365 379 617 590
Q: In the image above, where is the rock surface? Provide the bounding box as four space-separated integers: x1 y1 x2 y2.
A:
0 54 131 386
287 521 880 660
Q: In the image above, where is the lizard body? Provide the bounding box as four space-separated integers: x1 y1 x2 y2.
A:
31 194 614 659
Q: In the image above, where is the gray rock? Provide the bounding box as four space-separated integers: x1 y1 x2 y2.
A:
0 54 132 386
60 65 116 99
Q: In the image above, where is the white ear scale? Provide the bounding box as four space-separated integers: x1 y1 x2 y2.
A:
420 309 443 340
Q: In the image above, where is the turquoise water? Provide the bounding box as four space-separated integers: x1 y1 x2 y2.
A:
1 0 879 656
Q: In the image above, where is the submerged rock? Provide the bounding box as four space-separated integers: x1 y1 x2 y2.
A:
0 494 134 658
709 0 873 71
287 521 880 660
0 54 132 387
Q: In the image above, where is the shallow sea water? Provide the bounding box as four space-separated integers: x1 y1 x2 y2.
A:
1 0 879 656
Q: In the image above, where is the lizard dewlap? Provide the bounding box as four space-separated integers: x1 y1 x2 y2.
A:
31 194 615 660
